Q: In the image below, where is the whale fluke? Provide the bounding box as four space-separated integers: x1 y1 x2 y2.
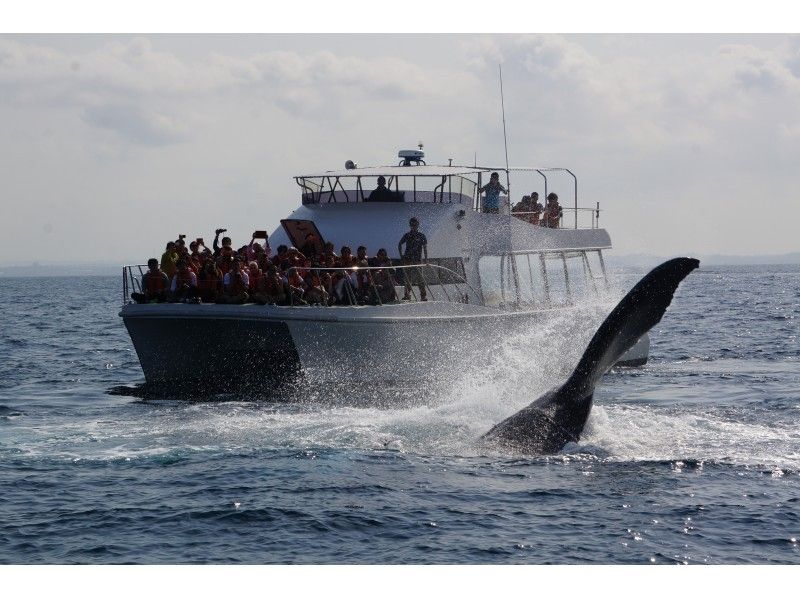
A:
482 257 700 455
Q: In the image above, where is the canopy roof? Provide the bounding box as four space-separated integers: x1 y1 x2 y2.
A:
295 165 574 179
295 165 492 179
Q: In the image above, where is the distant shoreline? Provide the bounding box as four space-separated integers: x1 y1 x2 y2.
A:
1 254 799 278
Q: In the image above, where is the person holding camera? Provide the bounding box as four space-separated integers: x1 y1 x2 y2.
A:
212 228 231 258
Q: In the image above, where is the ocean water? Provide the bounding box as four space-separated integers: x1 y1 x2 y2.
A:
0 265 798 564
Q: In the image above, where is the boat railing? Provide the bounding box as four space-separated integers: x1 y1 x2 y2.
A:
122 263 483 307
123 264 147 304
510 203 602 229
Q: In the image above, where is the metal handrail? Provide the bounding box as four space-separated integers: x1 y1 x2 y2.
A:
511 206 602 229
122 262 482 307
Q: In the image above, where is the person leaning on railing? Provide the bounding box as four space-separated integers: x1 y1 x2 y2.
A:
398 217 428 301
132 258 170 304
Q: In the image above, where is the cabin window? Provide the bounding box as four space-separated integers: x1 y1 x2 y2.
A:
480 250 606 309
478 255 519 306
513 253 548 306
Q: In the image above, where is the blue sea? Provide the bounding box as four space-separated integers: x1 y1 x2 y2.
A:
0 264 798 564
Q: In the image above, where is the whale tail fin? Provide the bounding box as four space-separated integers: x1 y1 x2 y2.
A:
482 257 700 455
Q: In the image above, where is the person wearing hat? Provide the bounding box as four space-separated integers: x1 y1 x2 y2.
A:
397 217 428 301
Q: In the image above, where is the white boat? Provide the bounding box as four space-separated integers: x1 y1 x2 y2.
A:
120 148 648 394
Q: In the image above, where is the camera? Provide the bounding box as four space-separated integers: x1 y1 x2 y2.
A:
178 234 186 239
216 228 227 235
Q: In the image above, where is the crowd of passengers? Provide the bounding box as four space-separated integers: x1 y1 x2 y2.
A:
480 171 563 227
511 192 563 227
132 218 430 306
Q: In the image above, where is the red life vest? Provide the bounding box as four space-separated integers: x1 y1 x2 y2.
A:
249 271 262 293
198 272 219 292
145 271 166 294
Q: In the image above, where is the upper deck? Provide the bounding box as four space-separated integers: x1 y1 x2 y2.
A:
294 149 601 230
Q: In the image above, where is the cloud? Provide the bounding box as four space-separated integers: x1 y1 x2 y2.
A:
81 103 187 146
0 37 478 145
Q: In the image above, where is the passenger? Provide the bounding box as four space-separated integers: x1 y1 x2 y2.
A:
397 217 428 301
257 251 272 273
512 195 532 221
367 176 397 202
247 233 270 262
216 248 235 275
337 246 356 268
170 259 199 303
300 233 320 260
160 242 179 279
212 228 230 258
191 238 212 258
370 248 397 304
247 261 263 296
286 247 304 270
132 258 170 303
354 246 372 302
320 241 337 267
479 172 507 214
529 192 543 225
286 267 308 305
274 245 291 272
249 241 267 266
543 192 562 228
188 241 208 272
260 265 288 305
197 259 222 304
303 269 329 305
236 246 249 264
319 272 335 305
219 259 249 304
333 246 357 303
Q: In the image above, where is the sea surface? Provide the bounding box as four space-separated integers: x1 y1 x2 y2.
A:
0 265 798 564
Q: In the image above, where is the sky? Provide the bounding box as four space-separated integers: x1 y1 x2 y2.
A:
1 33 798 263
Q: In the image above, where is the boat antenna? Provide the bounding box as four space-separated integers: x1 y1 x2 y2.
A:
499 64 511 198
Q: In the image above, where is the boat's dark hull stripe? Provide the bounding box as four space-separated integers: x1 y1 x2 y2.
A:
123 316 301 391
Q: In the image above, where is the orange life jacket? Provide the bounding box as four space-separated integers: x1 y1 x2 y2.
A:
145 271 166 294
